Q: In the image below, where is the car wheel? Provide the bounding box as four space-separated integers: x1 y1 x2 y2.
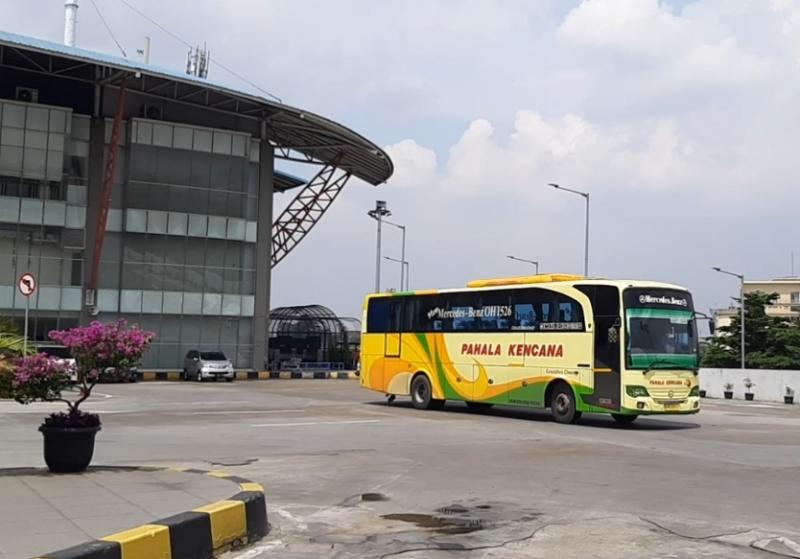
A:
551 384 582 424
611 413 638 426
196 371 202 382
182 369 189 381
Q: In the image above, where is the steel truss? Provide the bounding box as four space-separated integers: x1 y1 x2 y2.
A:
271 157 351 268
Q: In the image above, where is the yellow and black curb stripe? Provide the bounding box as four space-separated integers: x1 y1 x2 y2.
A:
37 467 268 559
136 370 359 381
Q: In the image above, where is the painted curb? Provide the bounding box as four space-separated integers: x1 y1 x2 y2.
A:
31 466 268 559
135 370 359 381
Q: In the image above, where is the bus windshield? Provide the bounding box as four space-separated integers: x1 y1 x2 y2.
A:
624 289 698 370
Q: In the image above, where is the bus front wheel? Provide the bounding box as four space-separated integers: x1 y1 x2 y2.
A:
611 413 637 426
411 375 444 410
551 385 581 424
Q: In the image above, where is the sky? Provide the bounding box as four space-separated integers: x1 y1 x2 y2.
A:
4 0 799 320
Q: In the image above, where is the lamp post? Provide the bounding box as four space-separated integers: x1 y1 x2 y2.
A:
506 255 539 274
367 201 391 292
384 256 409 292
548 183 590 277
383 220 407 291
712 267 745 369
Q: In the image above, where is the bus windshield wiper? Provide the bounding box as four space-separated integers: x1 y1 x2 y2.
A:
641 359 683 374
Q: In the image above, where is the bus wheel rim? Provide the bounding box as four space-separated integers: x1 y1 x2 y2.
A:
555 393 570 414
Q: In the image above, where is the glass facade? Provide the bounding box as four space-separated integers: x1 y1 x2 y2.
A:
0 100 262 369
0 101 82 337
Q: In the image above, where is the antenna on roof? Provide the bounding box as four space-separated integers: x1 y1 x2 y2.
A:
64 0 79 47
186 43 210 79
136 36 151 64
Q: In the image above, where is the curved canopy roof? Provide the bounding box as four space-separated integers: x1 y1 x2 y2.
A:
0 30 393 185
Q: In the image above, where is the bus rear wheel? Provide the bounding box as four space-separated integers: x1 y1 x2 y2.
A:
551 385 582 424
411 375 443 410
611 413 638 426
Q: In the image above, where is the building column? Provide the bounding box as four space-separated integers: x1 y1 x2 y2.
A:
252 132 274 371
80 116 106 325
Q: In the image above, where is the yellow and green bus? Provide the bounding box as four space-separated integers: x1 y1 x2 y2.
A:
359 274 700 425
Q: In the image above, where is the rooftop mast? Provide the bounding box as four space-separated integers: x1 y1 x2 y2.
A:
64 0 78 47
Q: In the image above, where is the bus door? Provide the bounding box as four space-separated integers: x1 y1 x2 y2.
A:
577 285 621 410
385 299 402 358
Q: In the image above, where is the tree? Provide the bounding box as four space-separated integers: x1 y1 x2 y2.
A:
701 291 800 369
0 319 28 398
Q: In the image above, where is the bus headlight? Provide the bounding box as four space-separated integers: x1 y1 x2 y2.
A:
626 385 650 398
689 386 699 397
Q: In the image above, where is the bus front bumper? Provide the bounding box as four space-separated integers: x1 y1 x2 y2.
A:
624 396 700 415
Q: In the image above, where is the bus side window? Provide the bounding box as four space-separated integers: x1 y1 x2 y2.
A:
367 299 389 333
413 294 440 332
403 297 417 333
387 300 402 333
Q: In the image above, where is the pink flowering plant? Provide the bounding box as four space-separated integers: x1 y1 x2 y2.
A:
13 320 154 426
13 353 72 405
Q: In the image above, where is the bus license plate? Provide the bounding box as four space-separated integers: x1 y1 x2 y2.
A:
663 402 681 410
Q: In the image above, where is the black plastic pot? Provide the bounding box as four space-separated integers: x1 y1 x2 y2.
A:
39 425 101 473
785 396 794 405
745 393 754 401
724 391 733 399
699 390 707 398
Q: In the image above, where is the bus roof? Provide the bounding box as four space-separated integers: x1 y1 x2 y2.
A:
367 275 689 298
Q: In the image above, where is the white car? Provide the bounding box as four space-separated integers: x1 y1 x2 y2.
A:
35 344 77 383
184 350 235 382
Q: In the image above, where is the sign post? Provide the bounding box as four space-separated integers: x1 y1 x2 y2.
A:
18 273 36 354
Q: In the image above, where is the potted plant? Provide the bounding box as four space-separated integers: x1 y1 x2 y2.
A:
743 378 755 401
786 386 795 405
723 382 734 399
12 320 153 473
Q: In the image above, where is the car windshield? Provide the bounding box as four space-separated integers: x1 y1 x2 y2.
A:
37 346 71 359
626 308 698 369
200 352 227 361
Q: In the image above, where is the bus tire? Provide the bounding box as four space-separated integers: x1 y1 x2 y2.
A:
466 402 493 412
611 413 637 426
551 383 581 424
411 374 442 410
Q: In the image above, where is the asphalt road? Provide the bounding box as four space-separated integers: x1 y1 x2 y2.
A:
2 380 799 558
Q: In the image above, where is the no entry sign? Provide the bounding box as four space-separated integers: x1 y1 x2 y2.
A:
18 273 36 297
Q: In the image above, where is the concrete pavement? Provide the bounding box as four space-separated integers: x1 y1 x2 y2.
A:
0 467 237 559
2 381 799 558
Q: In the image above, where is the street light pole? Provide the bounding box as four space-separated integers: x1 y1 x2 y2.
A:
367 201 391 292
506 255 539 274
384 256 409 292
712 267 746 369
383 220 406 291
548 183 590 277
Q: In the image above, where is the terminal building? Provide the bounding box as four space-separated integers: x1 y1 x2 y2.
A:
0 29 392 370
712 277 800 334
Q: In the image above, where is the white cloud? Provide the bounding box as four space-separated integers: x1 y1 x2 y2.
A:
558 0 771 89
388 110 722 197
383 139 438 189
558 0 683 58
